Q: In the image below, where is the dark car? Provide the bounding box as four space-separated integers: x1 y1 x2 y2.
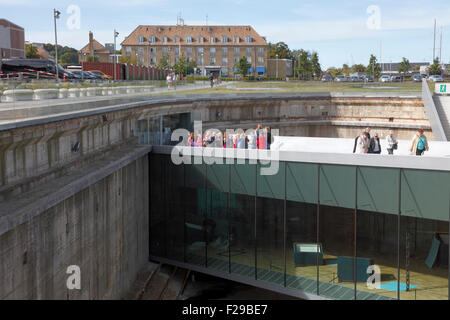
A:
412 74 422 82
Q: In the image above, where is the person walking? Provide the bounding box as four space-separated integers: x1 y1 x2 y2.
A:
209 74 214 88
166 73 172 89
386 130 398 155
364 127 371 140
265 127 272 150
355 132 369 154
409 128 429 156
369 133 381 154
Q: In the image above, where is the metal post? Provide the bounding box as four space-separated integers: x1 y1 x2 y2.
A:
228 163 231 274
114 30 119 81
254 162 258 280
204 165 208 268
283 163 287 287
354 166 358 300
53 9 60 81
397 169 402 300
316 164 320 296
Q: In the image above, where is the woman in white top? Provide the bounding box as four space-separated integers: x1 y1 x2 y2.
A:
385 130 398 155
355 132 369 154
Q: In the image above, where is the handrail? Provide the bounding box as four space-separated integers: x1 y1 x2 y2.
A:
422 79 447 141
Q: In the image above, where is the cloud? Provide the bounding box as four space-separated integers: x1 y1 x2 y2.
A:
0 0 33 5
118 0 162 6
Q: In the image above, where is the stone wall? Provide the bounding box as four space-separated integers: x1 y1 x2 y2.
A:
0 155 148 299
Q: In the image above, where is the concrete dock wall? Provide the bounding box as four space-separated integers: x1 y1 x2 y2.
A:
0 155 149 299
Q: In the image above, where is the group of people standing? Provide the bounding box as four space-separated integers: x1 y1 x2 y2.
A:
353 127 429 156
166 73 181 89
187 124 272 150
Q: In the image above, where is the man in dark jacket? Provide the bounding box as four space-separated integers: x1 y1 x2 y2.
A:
368 133 381 154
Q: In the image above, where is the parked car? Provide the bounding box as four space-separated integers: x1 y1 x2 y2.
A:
428 75 444 82
362 75 374 82
88 70 112 80
379 75 392 83
391 75 402 82
334 75 347 82
412 74 423 82
350 76 360 82
321 75 333 82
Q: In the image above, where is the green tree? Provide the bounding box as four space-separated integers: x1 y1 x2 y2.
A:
268 42 293 59
60 51 79 64
157 53 171 69
352 64 366 73
342 64 351 76
397 57 411 74
235 56 251 76
296 50 311 80
186 60 197 75
173 54 187 75
86 55 99 62
119 55 137 64
327 67 343 78
366 54 381 77
428 58 442 75
310 52 322 79
26 43 40 58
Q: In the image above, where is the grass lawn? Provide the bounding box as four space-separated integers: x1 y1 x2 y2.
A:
162 80 423 95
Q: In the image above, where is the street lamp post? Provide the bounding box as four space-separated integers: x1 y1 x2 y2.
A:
114 30 119 81
53 9 61 81
276 54 279 79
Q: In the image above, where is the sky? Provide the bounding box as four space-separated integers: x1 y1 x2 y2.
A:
1 0 450 69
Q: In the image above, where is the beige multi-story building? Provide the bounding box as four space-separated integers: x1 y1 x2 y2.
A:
121 25 267 77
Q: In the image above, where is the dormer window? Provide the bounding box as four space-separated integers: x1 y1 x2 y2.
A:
149 36 156 43
186 36 193 44
138 36 145 43
210 36 216 44
245 36 252 43
222 36 228 43
198 36 204 44
162 36 168 43
233 36 239 44
174 36 179 44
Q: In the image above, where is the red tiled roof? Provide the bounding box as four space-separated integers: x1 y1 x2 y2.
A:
121 25 267 46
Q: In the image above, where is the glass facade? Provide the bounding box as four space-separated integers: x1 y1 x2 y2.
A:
149 152 450 300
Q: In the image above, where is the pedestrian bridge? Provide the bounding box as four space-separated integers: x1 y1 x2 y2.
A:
148 143 450 300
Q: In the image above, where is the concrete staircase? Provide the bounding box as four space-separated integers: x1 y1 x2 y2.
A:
433 95 450 140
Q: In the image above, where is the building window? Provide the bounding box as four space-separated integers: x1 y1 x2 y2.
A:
150 47 155 55
198 56 203 65
162 36 168 44
175 57 179 64
138 47 143 55
125 47 131 55
222 36 228 43
210 36 216 44
210 57 216 65
138 36 145 43
174 36 178 44
258 47 264 56
174 47 180 56
234 47 240 56
186 36 192 44
233 36 239 44
246 47 252 56
258 57 264 65
222 47 228 55
150 57 155 65
198 36 203 44
245 36 252 43
149 36 156 43
247 57 251 63
186 47 192 56
222 57 228 66
210 47 216 56
162 47 168 55
234 57 239 63
198 47 204 55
